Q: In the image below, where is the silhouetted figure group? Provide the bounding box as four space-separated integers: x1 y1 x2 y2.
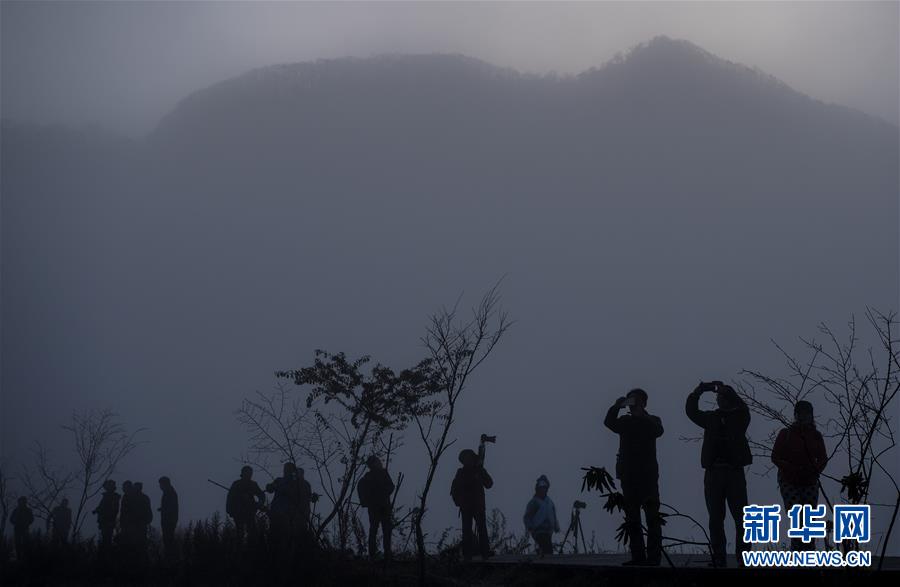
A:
88 476 178 561
7 476 177 563
120 480 154 556
6 383 831 570
592 382 830 567
264 462 314 553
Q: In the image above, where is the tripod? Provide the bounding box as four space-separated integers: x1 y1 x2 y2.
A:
558 504 588 554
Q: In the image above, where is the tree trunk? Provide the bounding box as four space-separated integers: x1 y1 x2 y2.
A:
878 492 900 571
316 420 371 542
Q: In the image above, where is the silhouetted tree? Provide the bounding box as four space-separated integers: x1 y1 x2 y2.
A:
65 410 142 540
410 284 510 584
738 309 899 566
581 466 714 565
275 351 434 549
237 382 310 473
20 444 74 529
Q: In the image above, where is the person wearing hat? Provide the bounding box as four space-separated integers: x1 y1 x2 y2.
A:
93 479 120 553
772 400 827 551
523 475 559 555
686 380 752 567
357 456 395 561
450 448 494 561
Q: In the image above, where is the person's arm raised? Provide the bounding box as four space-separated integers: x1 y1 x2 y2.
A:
604 399 626 433
685 384 710 428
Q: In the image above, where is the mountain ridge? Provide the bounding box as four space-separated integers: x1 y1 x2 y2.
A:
151 35 895 138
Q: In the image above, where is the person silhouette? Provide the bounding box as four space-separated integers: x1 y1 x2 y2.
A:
93 479 120 552
772 400 827 551
49 497 73 545
134 482 153 555
357 456 395 562
227 465 265 543
9 496 34 560
522 475 559 555
686 381 752 567
451 448 494 561
158 476 179 554
120 480 135 546
604 388 664 566
266 462 300 548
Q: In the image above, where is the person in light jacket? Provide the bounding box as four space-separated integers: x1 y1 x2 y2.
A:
523 475 559 555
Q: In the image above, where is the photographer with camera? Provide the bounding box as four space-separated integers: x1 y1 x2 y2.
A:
451 435 495 561
522 475 559 555
604 388 664 566
686 380 752 567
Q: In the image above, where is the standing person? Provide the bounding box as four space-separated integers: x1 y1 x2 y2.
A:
9 497 34 560
226 465 266 544
522 475 559 555
686 381 753 567
134 482 154 555
771 400 827 551
604 388 664 566
357 456 395 562
49 498 73 545
158 476 179 555
450 448 494 561
119 480 135 546
93 480 120 552
266 462 299 548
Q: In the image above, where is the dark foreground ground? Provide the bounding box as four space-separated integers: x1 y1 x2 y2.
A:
476 553 900 586
3 550 899 585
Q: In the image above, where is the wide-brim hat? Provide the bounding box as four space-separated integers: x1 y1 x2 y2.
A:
458 449 477 464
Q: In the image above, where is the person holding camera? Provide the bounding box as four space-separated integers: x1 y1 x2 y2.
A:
522 475 559 555
686 380 752 567
451 447 494 561
604 388 664 566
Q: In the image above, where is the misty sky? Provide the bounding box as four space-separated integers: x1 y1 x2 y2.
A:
2 1 898 134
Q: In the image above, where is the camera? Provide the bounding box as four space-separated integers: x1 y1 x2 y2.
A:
480 434 496 444
573 500 587 509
